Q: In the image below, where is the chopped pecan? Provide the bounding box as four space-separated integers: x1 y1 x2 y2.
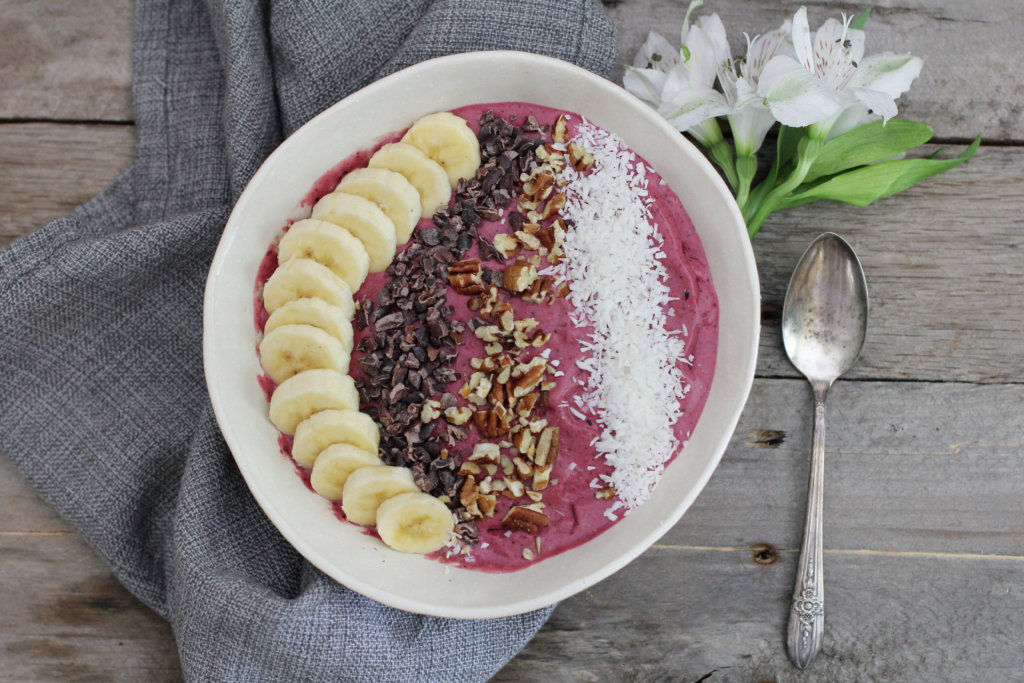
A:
533 426 561 469
512 359 546 398
420 399 441 423
459 476 479 507
459 461 482 476
568 141 595 170
552 115 569 144
492 233 520 260
512 428 535 457
595 487 616 500
515 392 539 418
444 405 473 425
473 410 509 438
477 493 498 517
502 505 551 533
503 260 538 293
447 258 484 295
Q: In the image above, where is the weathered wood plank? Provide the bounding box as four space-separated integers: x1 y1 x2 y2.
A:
1 0 1021 144
606 0 1024 142
3 379 1021 677
2 122 1022 383
664 379 1024 558
0 0 133 121
495 548 1024 682
0 532 182 682
0 123 135 249
752 144 1024 384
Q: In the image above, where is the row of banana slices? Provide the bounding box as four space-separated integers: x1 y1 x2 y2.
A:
258 112 482 554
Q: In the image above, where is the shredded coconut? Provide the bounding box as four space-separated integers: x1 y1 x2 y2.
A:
545 120 688 510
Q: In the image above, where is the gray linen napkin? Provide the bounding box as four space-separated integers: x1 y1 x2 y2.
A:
0 1 616 680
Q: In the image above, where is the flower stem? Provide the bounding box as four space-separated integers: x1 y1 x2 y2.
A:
708 138 739 190
747 134 824 238
734 154 757 209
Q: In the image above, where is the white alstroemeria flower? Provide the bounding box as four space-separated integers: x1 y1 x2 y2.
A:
624 2 730 145
718 21 793 155
783 7 923 130
623 31 682 107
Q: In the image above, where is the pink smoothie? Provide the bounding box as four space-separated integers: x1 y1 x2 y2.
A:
255 102 718 572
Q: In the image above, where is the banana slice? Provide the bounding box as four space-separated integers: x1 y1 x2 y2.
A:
341 465 419 526
401 112 482 189
310 443 382 501
291 409 380 469
263 257 355 319
310 192 397 273
258 324 349 385
376 491 455 554
277 219 370 293
268 369 359 435
336 168 422 245
264 297 353 351
367 143 451 217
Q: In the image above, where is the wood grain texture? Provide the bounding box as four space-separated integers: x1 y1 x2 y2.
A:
495 549 1024 682
0 0 133 121
605 0 1024 142
0 532 182 682
4 380 1021 680
752 144 1024 384
0 123 135 249
1 0 1020 143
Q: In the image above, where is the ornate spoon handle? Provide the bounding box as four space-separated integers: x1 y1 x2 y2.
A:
787 384 827 669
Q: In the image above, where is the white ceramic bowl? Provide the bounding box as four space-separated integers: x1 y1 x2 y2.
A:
204 51 759 618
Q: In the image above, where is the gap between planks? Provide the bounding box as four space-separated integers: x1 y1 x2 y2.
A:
651 543 1024 562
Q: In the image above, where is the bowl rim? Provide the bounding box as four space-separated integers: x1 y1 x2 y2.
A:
203 49 760 618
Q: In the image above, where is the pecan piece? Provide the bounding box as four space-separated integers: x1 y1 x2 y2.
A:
502 505 551 533
534 426 561 470
473 410 509 438
552 114 569 144
447 258 484 295
503 260 538 293
460 476 479 507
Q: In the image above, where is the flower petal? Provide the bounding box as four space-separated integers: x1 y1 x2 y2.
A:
728 105 776 156
758 54 842 127
745 20 792 80
657 80 729 133
810 18 861 90
623 67 669 106
791 7 814 72
825 106 879 140
632 31 681 72
697 14 731 64
684 24 725 88
848 52 923 99
848 86 898 122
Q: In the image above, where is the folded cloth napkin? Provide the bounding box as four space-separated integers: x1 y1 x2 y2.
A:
0 1 616 680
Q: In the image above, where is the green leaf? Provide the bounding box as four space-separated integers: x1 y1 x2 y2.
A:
777 125 806 167
804 119 933 183
850 8 872 30
780 136 980 209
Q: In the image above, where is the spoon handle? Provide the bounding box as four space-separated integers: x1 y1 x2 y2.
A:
787 385 827 669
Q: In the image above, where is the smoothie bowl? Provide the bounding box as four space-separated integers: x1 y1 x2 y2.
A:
204 51 759 618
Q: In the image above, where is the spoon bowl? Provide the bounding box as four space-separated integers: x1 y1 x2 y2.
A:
781 232 868 669
782 233 869 387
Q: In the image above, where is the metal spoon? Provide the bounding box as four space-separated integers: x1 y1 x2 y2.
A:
781 232 868 669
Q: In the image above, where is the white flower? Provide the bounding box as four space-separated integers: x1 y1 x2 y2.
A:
623 2 730 142
718 21 792 155
760 7 923 131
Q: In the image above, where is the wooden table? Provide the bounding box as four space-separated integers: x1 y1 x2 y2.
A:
3 1 1022 680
